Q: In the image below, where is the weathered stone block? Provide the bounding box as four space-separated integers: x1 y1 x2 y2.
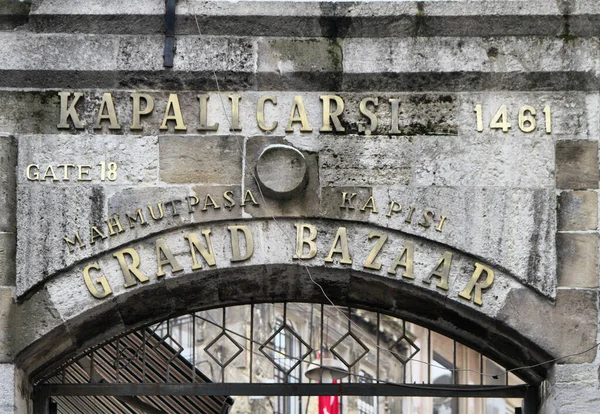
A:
257 38 342 89
320 186 373 222
557 190 598 231
556 140 599 189
552 362 599 384
0 33 118 71
556 233 599 288
16 185 107 295
15 323 73 377
0 0 30 31
0 364 16 413
320 135 412 186
0 33 256 89
31 0 163 16
0 0 30 14
115 284 177 328
498 289 598 363
258 38 341 74
343 37 600 75
65 303 126 352
0 288 13 362
0 233 15 287
13 365 28 414
414 135 554 188
0 363 29 413
0 135 16 233
540 381 600 414
159 135 243 184
117 35 255 72
540 363 600 414
255 145 308 199
0 91 60 135
8 288 64 361
244 136 320 217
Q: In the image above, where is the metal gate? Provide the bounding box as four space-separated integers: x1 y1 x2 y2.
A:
33 302 539 413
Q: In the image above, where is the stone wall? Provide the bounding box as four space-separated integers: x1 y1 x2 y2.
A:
0 131 30 411
540 102 600 411
0 0 599 412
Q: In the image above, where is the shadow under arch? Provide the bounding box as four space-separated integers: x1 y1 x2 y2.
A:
21 263 552 387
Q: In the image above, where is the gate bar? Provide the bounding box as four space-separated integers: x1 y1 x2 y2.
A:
35 383 531 398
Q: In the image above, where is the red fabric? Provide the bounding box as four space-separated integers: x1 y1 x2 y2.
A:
318 380 339 414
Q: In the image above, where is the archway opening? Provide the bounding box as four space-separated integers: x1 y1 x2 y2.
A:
33 302 538 414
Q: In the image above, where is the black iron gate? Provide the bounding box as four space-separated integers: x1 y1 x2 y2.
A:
33 303 540 414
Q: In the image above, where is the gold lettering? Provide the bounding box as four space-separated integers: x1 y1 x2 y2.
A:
293 223 317 260
42 165 58 182
229 94 242 131
94 92 121 130
130 93 155 130
105 215 124 236
126 209 147 228
320 95 345 132
363 232 387 270
257 96 277 132
155 238 184 277
359 97 378 135
436 216 447 232
26 164 39 181
186 195 200 213
185 230 216 269
57 91 84 129
360 196 378 214
340 192 357 209
64 231 85 252
241 190 259 207
389 98 400 134
459 262 495 306
423 251 453 290
167 199 181 217
418 211 435 228
147 203 165 220
228 225 254 262
386 201 402 217
387 242 414 279
285 96 312 132
90 226 107 244
405 207 415 224
83 263 112 299
324 227 352 265
197 94 219 132
202 194 220 211
160 93 187 131
78 165 92 181
223 190 236 210
113 247 149 287
57 163 75 180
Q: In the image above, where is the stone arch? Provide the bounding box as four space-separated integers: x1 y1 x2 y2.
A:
19 256 553 387
16 216 594 406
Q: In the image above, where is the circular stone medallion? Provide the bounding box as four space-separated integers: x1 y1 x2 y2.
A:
255 144 308 200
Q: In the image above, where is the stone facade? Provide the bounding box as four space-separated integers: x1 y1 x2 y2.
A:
0 0 600 412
